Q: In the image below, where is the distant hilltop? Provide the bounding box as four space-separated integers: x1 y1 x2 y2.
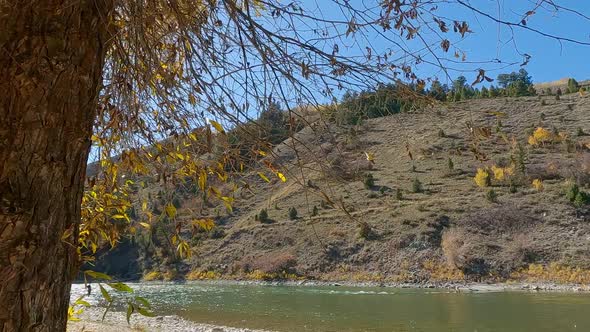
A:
534 77 590 92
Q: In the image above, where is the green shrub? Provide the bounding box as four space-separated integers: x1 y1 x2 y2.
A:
541 99 547 106
363 173 375 189
288 207 298 220
567 104 574 111
566 183 580 202
412 178 423 193
485 189 498 203
438 129 446 138
312 206 319 216
396 188 403 200
568 78 579 94
258 209 270 223
577 127 585 137
209 228 226 239
447 158 454 171
509 180 518 194
170 198 181 210
540 113 546 121
574 192 590 208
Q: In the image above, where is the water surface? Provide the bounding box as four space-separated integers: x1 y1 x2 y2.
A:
71 282 590 331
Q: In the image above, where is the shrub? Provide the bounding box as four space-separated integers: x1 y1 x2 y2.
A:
491 165 505 181
528 127 553 146
509 180 518 193
412 178 423 193
247 252 298 276
474 168 491 188
142 270 162 281
441 228 464 269
485 189 498 203
555 94 561 101
574 192 590 208
358 221 372 239
566 183 580 202
567 78 579 94
162 269 178 281
541 99 547 106
288 207 298 220
532 179 544 191
209 228 226 239
540 112 545 121
312 205 319 216
186 270 221 280
577 127 585 137
363 173 375 189
567 104 574 111
172 196 182 208
447 158 454 171
438 128 446 138
258 208 270 223
396 188 403 200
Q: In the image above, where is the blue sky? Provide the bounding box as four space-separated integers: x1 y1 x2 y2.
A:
437 0 590 83
300 0 590 86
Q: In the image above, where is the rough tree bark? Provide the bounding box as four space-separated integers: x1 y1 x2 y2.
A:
0 1 113 331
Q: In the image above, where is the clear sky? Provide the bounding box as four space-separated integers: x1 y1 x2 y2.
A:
436 0 590 84
300 0 590 86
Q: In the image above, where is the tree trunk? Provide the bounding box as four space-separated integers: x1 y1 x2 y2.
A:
0 1 113 331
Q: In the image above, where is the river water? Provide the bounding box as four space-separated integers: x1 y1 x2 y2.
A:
71 282 590 331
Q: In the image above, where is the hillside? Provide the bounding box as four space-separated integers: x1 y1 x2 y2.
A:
94 92 590 284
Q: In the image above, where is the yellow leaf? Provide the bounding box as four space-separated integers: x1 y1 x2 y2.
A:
198 169 207 191
139 222 151 229
221 196 234 213
188 94 197 106
258 172 270 183
165 204 177 219
276 172 287 182
61 228 73 241
209 120 225 133
192 219 215 231
142 201 148 212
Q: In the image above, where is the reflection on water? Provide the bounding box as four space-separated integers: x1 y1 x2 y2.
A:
71 282 590 331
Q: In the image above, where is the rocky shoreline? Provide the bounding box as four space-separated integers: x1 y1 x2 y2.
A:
67 307 270 332
137 278 590 293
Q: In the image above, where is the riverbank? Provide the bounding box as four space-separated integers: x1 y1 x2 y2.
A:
129 278 590 293
67 307 270 332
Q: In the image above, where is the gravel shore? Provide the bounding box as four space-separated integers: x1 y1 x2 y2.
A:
67 307 270 332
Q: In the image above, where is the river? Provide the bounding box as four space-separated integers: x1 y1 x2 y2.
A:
70 282 590 331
